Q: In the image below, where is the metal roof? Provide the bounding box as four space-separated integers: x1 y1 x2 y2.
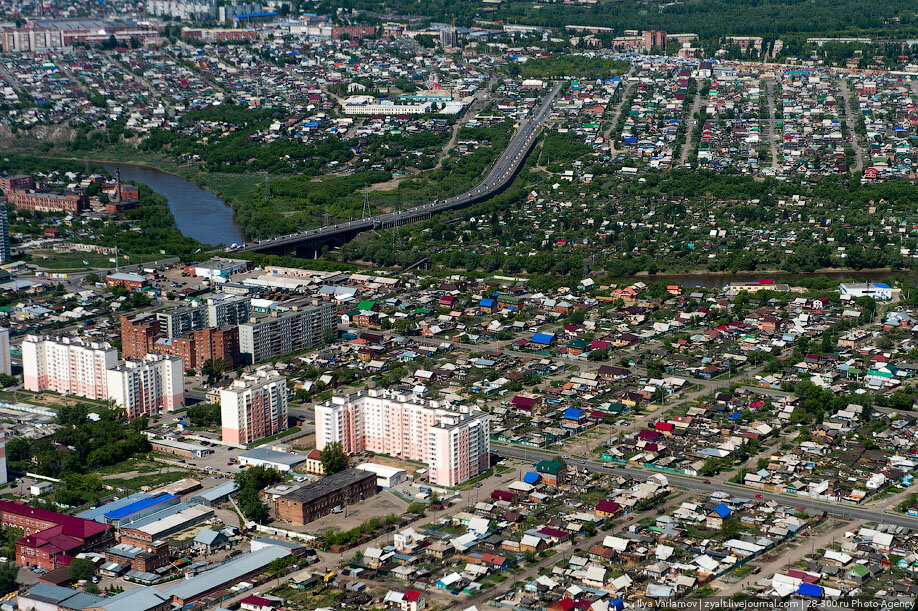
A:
164 545 291 601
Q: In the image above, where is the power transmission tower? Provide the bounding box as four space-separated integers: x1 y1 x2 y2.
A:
362 185 371 219
392 196 403 249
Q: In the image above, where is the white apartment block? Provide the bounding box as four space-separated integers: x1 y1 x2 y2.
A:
0 327 10 376
22 335 118 400
220 368 288 444
106 354 185 419
315 389 490 486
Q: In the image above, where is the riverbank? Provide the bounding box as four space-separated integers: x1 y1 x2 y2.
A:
0 148 248 245
102 162 243 246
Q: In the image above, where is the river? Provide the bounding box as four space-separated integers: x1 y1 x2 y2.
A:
102 163 243 247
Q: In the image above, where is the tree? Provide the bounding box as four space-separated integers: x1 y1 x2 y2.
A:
320 441 348 475
67 557 97 582
201 358 226 385
0 564 17 596
407 502 426 515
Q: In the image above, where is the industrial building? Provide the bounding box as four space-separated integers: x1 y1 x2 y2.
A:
275 468 377 525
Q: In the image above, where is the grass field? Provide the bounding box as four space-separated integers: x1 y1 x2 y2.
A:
105 470 189 491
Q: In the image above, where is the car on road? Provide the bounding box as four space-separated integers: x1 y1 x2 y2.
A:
577 460 585 464
755 493 763 498
474 483 481 488
703 480 711 484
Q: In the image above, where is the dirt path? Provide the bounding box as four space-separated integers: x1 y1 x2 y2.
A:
715 519 852 597
679 78 706 167
765 79 780 168
836 79 865 173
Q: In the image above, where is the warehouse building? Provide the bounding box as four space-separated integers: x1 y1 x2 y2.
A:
275 468 377 525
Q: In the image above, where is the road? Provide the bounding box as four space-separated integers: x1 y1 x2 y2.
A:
679 78 705 167
231 81 564 254
493 445 918 529
836 79 865 173
765 79 780 168
602 67 636 152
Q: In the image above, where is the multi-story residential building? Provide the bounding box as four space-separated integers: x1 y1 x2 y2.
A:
204 294 250 328
0 203 10 265
22 335 118 400
238 300 334 364
0 175 34 193
219 369 287 444
156 306 206 339
0 327 10 376
146 0 216 19
121 313 161 360
315 389 490 486
106 354 185 418
194 326 240 370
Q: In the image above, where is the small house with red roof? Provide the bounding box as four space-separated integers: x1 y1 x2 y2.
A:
511 395 541 412
595 500 621 518
241 595 278 611
400 589 426 611
537 527 570 544
654 421 675 434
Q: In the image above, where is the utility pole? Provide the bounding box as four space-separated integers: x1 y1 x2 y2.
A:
362 185 371 219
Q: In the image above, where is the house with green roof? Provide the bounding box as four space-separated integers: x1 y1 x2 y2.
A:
535 460 567 486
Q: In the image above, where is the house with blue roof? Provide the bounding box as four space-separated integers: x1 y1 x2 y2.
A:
532 332 555 346
523 472 541 485
797 583 823 598
562 408 583 423
479 298 496 313
706 503 732 528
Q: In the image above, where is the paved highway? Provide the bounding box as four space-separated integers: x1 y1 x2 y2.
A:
494 445 918 529
230 81 564 254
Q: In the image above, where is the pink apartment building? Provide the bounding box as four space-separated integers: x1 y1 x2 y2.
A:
22 335 118 400
106 354 185 418
220 368 287 444
315 389 490 486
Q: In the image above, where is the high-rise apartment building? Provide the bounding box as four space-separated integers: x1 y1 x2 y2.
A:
238 300 335 364
0 328 10 376
219 368 287 444
121 313 161 360
22 335 118 399
315 389 490 486
156 306 206 339
643 29 667 51
0 203 10 265
106 354 185 418
204 294 250 328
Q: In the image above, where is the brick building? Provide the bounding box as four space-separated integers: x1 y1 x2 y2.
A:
0 175 34 193
104 540 170 573
5 191 88 213
122 314 239 369
0 500 114 570
121 313 161 360
331 25 376 40
275 468 376 525
106 272 150 292
193 325 240 369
